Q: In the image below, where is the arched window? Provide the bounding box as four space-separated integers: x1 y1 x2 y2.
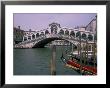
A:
36 33 39 38
82 33 87 40
88 34 93 41
28 36 31 40
65 30 69 35
76 31 81 38
58 29 64 35
45 30 49 35
40 32 44 36
70 31 75 37
24 37 27 41
32 34 35 39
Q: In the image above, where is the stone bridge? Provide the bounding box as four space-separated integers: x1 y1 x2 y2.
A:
14 34 95 48
14 22 96 48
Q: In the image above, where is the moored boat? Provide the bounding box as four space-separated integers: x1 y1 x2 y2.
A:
66 59 97 75
61 53 97 75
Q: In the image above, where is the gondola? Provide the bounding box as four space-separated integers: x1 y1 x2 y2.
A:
60 52 97 75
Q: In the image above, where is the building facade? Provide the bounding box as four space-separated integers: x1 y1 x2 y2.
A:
86 16 97 34
14 26 24 44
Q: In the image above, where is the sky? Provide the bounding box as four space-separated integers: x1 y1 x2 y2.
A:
14 13 96 31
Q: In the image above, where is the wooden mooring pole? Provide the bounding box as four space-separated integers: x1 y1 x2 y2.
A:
51 45 56 75
79 34 82 75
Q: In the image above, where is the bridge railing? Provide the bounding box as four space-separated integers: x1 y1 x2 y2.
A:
15 35 46 46
15 34 96 48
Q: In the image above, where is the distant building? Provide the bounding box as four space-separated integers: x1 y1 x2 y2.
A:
79 27 86 32
24 29 36 36
23 29 36 41
86 16 97 33
14 26 24 44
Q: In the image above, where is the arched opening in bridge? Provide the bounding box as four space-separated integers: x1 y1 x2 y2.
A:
32 34 35 39
70 31 75 37
45 30 49 35
65 30 69 35
28 36 31 40
82 33 87 40
58 29 64 35
76 31 81 38
88 34 93 41
40 32 44 36
24 37 27 41
36 33 39 38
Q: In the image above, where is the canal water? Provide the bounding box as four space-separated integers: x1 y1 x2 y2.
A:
14 46 80 75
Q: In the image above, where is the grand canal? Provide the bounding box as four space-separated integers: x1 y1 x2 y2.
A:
14 46 80 75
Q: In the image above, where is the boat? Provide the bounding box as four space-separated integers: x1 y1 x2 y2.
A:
66 59 97 75
69 50 97 66
60 51 97 75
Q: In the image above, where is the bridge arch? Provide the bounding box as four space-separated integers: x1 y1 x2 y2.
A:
36 33 39 38
32 36 79 48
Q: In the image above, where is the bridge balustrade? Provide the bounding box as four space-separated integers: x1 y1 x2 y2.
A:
15 33 95 48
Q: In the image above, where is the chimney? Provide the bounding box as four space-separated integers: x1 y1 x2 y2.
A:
18 26 20 30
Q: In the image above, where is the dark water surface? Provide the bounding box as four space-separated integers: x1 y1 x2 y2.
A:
14 46 80 75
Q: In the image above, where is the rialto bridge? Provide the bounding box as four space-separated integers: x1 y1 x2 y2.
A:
14 23 96 49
